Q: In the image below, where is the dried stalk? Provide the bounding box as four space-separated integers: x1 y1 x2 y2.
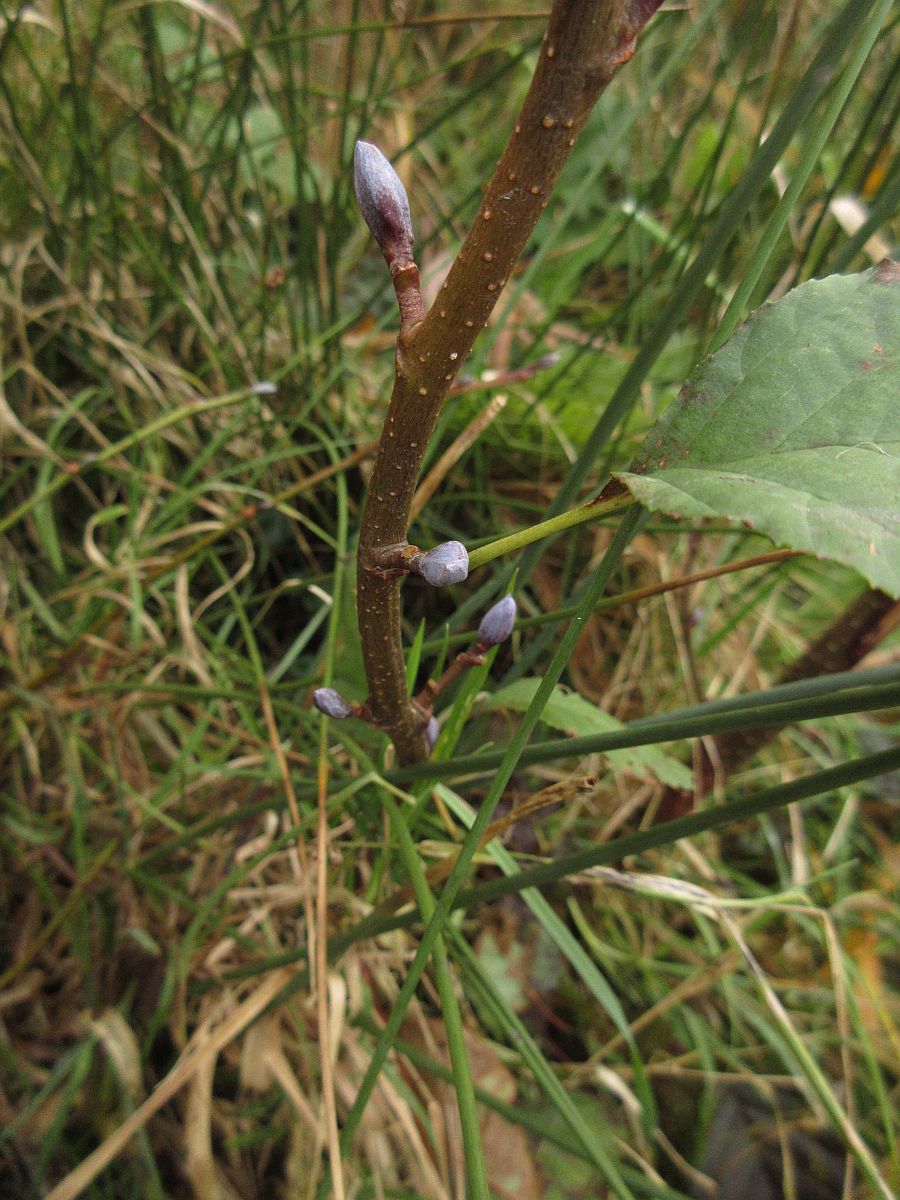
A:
357 0 663 764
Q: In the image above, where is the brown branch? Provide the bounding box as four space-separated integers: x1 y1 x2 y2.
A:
357 0 663 764
699 588 900 791
656 587 900 821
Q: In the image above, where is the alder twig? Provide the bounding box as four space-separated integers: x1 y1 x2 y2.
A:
314 596 518 747
356 0 663 764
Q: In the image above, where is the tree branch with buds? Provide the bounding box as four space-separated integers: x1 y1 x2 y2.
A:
352 0 663 765
314 594 518 751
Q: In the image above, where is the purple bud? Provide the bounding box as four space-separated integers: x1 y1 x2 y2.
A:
534 352 561 371
477 595 517 646
313 687 352 720
417 541 469 587
354 141 414 264
425 716 440 752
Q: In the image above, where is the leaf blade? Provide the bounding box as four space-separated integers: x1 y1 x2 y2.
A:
618 265 900 595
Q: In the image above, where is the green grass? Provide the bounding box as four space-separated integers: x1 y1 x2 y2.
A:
1 2 898 1198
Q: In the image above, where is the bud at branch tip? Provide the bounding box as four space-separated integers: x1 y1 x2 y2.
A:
354 140 414 266
477 595 517 646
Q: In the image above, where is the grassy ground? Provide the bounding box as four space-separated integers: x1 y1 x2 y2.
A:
1 2 898 1197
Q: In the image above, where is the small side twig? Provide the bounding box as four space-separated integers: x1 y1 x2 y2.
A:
415 595 518 712
314 596 517 745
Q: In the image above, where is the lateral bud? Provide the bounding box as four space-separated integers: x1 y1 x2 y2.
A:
312 687 353 720
410 540 469 587
476 595 517 647
425 716 440 752
354 140 415 269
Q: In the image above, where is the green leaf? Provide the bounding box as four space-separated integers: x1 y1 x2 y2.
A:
617 262 900 596
482 678 692 788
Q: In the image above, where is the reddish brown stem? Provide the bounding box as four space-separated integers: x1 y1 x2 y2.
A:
357 0 663 764
415 645 487 712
